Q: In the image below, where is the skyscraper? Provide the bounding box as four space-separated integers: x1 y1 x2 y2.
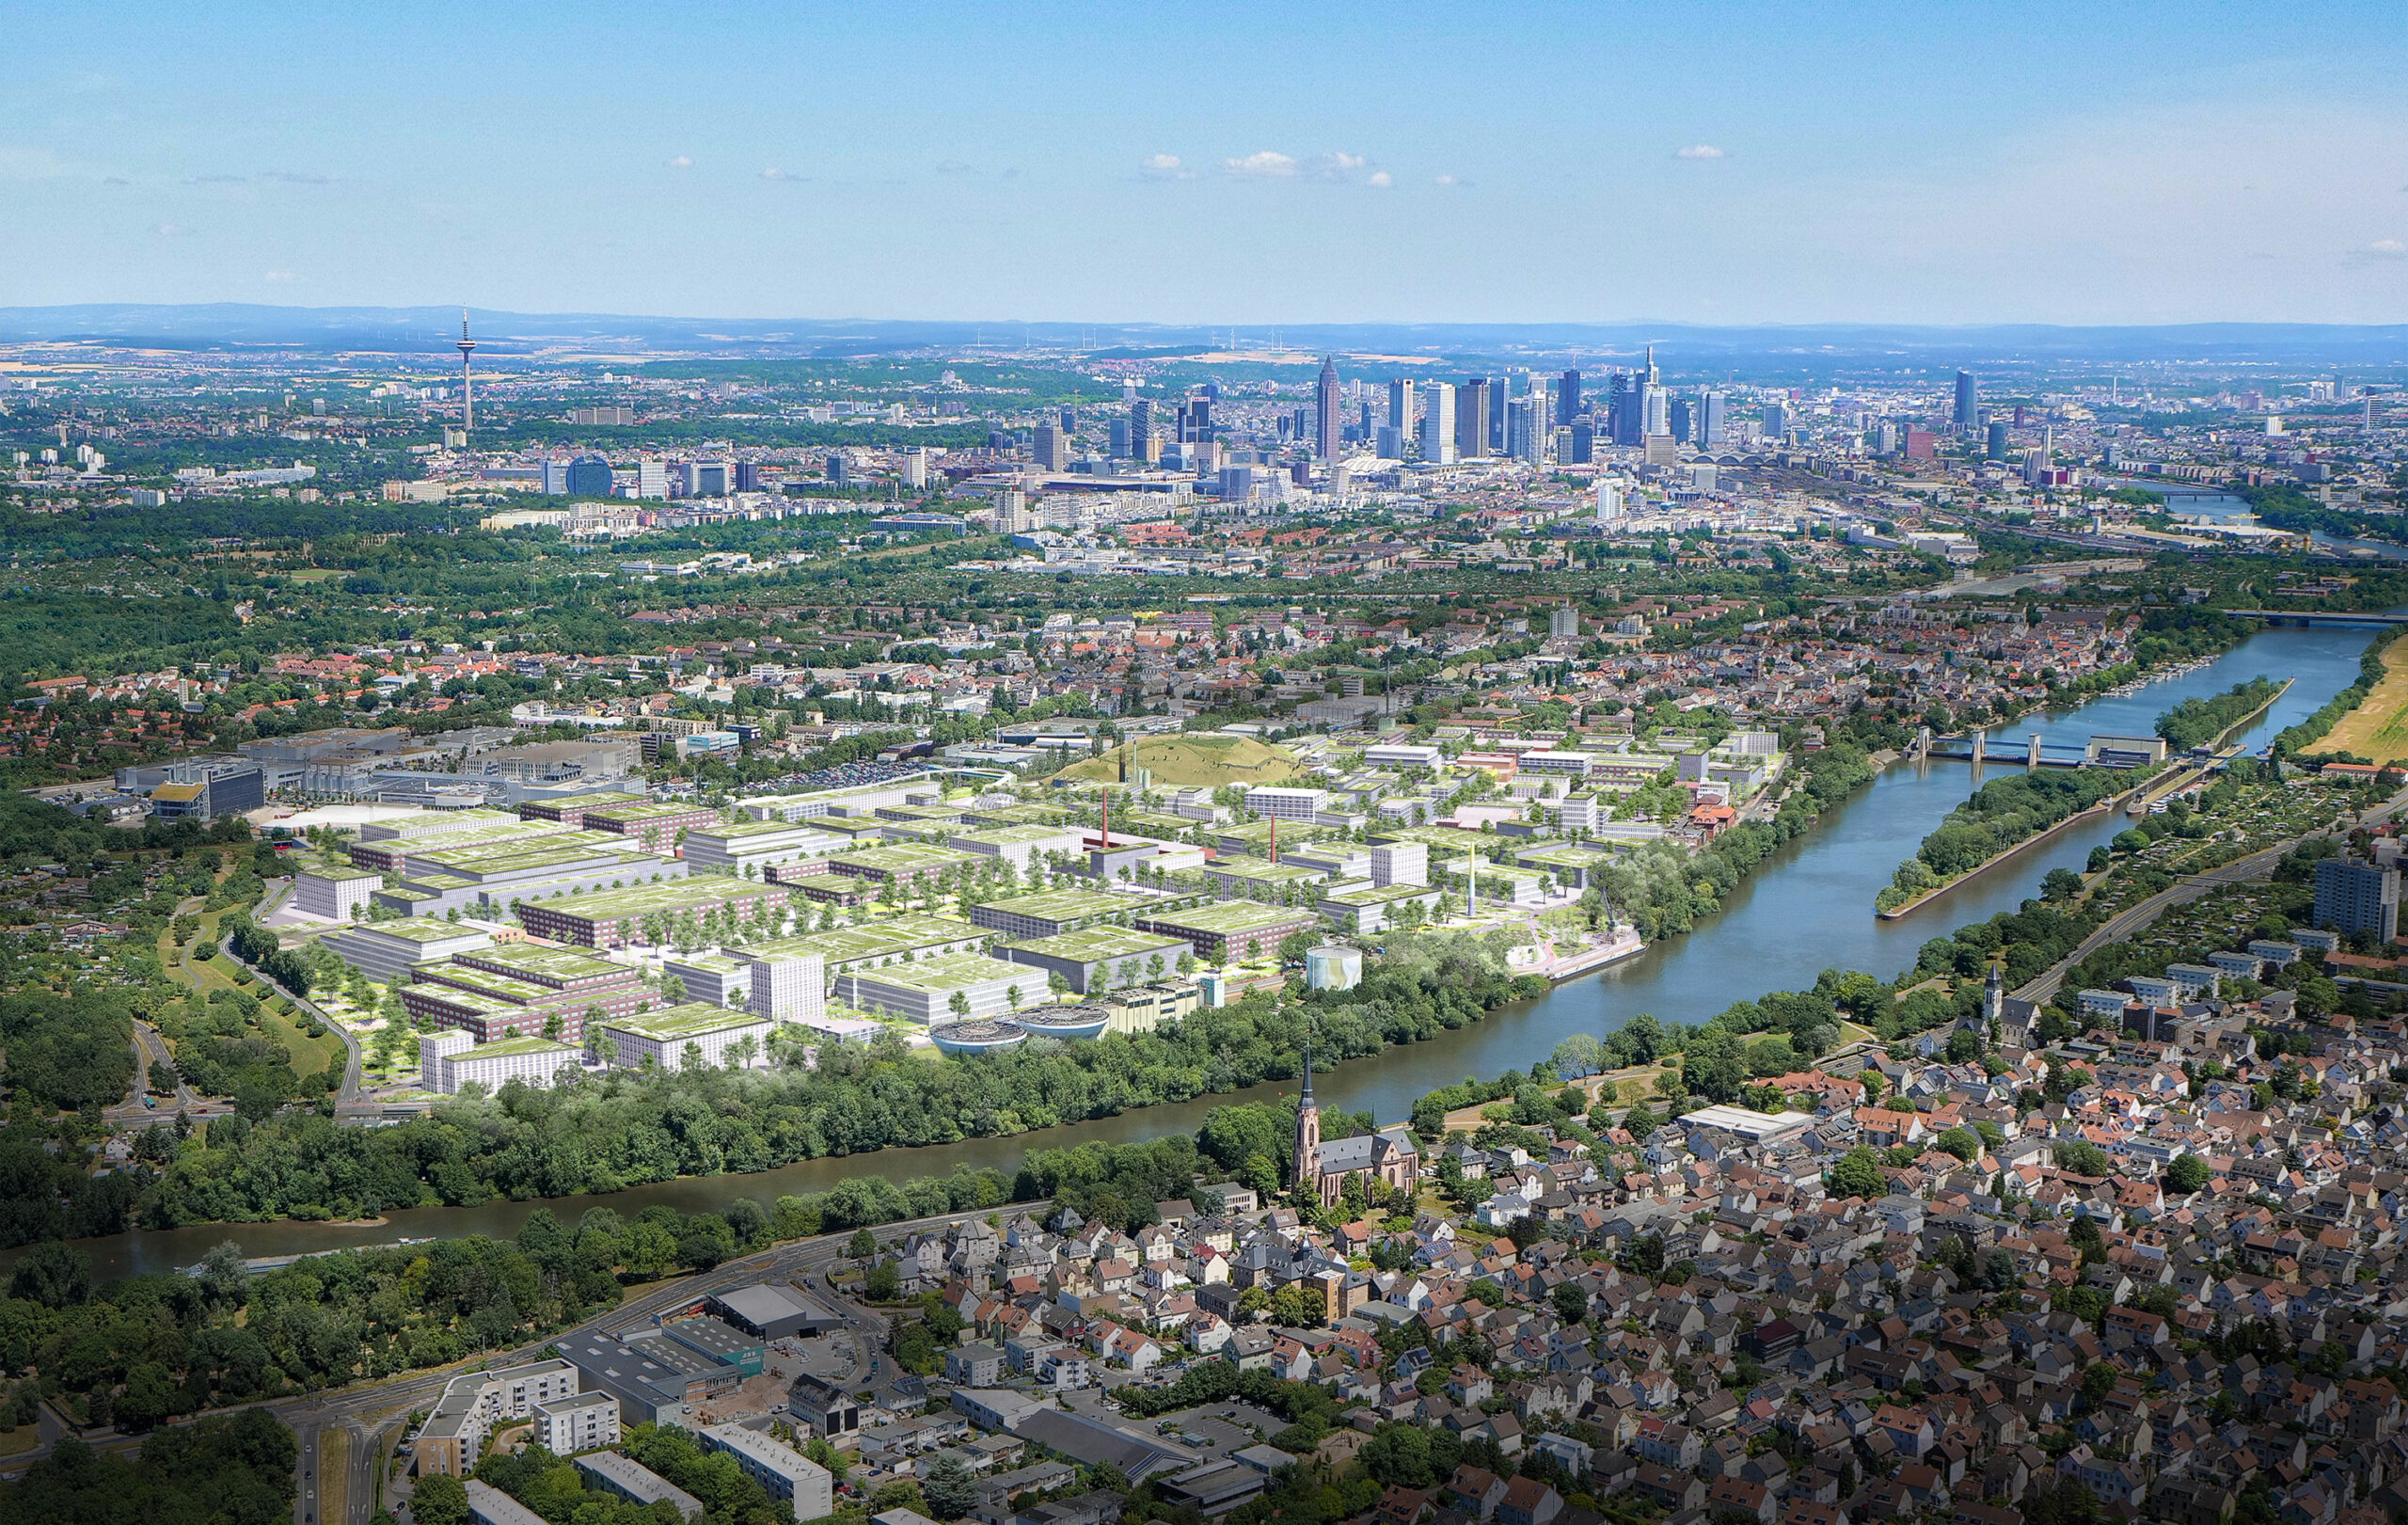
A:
1388 379 1416 438
1131 398 1155 461
1314 356 1340 459
1059 405 1076 435
1488 373 1510 450
1558 369 1582 424
1507 396 1543 463
565 455 612 497
1642 385 1669 439
1986 421 2009 462
1700 391 1727 448
1569 421 1595 464
1033 423 1068 470
1457 378 1492 457
1955 370 1978 429
1669 396 1695 444
1421 383 1457 465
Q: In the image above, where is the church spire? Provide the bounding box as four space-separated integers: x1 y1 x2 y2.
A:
1301 1037 1314 1104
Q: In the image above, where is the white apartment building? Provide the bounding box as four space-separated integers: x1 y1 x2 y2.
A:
415 1359 581 1476
699 1422 833 1519
532 1390 621 1455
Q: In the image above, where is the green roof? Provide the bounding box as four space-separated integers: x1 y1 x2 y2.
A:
586 801 721 825
845 952 1026 994
458 1035 581 1061
1319 882 1440 907
299 863 383 883
533 878 777 920
950 824 1078 849
743 913 986 965
1141 902 1312 935
831 842 981 874
603 1001 767 1041
458 945 626 981
1208 860 1326 885
968 888 1133 923
356 917 485 944
1005 926 1188 963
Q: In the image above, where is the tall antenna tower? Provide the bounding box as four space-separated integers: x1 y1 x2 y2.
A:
455 308 477 433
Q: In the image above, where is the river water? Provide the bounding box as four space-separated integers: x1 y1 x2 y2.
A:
58 617 2393 1280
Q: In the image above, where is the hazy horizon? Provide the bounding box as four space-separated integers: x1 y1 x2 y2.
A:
2 3 2402 327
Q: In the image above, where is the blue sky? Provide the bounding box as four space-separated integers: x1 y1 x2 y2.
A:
2 1 2403 325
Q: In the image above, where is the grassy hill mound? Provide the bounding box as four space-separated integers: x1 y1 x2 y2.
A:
1049 733 1303 786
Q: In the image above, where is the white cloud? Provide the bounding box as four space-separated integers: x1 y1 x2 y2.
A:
1433 173 1461 186
261 169 333 184
666 154 692 168
152 221 185 236
759 167 792 181
1673 144 1726 160
1312 151 1367 180
1222 151 1297 178
263 269 293 282
1139 153 1196 182
2365 238 2408 258
1367 170 1392 188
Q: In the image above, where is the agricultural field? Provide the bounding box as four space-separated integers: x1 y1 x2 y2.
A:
2322 643 2408 764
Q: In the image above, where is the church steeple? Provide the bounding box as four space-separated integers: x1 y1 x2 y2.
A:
1293 1039 1322 1198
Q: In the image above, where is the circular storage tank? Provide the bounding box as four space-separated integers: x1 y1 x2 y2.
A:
1012 1004 1111 1041
928 1019 1028 1056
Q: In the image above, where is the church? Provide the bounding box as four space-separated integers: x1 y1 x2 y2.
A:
1291 1043 1421 1208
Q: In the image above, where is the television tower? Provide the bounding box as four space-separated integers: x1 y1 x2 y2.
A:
454 309 477 434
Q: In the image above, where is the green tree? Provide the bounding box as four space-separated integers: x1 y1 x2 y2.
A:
1829 1146 1885 1199
2164 1153 2210 1194
413 1473 470 1525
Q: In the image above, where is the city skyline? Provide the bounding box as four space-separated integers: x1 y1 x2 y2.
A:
0 2 2401 326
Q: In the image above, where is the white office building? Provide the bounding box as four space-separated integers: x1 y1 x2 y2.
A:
1368 841 1428 888
589 1003 776 1072
325 918 493 984
744 947 829 1024
419 1031 584 1096
679 820 848 880
293 863 382 920
1244 786 1327 822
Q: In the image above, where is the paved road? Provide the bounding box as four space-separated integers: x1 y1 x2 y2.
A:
1 1201 1027 1517
2018 789 2408 1003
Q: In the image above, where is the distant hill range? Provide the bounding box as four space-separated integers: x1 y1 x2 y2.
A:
0 303 2401 368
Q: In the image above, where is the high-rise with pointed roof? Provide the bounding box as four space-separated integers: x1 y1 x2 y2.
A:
1314 356 1340 460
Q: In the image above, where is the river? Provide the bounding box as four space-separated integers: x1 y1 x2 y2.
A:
55 616 2394 1281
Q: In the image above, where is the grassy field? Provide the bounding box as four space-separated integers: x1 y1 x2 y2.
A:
163 904 348 1080
1052 734 1302 787
318 1424 350 1525
2324 643 2408 764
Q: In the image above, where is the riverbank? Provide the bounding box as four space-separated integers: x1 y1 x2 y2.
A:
1875 800 2118 920
37 615 2399 1283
